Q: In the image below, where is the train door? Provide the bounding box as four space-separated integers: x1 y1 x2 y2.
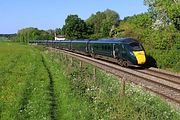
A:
113 43 120 58
120 44 128 59
113 43 125 59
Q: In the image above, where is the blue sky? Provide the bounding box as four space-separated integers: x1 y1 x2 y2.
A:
0 0 148 34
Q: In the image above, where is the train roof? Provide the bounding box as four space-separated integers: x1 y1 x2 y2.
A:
68 38 139 43
29 40 53 43
89 38 139 44
29 38 139 44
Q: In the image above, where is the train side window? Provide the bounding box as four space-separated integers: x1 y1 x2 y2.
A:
122 44 124 49
102 45 104 50
108 46 111 50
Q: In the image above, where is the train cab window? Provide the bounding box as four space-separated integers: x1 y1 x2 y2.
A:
129 42 143 51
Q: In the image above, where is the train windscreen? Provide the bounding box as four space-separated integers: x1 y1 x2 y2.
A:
129 42 143 51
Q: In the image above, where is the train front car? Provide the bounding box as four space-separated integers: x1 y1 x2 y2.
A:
126 39 146 65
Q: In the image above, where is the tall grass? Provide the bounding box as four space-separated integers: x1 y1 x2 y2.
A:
42 51 91 119
48 50 180 120
1 42 50 120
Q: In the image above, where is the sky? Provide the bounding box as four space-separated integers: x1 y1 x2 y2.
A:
0 0 148 34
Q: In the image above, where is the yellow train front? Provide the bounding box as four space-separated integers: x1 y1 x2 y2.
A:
118 39 146 66
127 42 146 65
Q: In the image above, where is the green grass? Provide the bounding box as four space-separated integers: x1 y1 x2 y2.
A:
0 42 50 119
42 52 91 119
49 50 180 120
1 42 180 120
0 42 91 120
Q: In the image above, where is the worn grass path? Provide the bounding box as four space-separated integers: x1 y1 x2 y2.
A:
1 42 51 119
41 55 58 120
1 42 87 120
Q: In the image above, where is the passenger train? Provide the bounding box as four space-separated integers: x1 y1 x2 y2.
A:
30 38 146 67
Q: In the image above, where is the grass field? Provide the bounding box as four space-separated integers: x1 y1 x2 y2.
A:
0 41 180 120
0 42 50 119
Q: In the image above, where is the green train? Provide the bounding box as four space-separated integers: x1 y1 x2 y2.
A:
30 38 146 67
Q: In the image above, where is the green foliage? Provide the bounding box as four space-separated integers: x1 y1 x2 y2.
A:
114 13 179 50
145 45 180 71
124 13 153 28
47 29 55 35
112 13 152 40
62 15 88 39
147 26 177 50
144 0 180 30
86 9 120 38
89 33 104 39
55 28 62 35
60 9 119 39
16 27 53 43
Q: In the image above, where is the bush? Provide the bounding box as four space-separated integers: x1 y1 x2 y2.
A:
146 48 180 72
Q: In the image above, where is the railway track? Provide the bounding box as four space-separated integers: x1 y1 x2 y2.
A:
136 68 180 85
48 47 180 106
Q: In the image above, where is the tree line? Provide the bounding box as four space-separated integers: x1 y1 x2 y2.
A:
15 0 180 51
16 9 120 41
15 0 180 71
16 27 54 43
0 34 16 41
16 0 179 50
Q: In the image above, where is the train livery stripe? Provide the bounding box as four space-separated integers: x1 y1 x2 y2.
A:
133 51 146 64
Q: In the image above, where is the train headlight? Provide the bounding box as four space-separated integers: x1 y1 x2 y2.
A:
130 51 135 56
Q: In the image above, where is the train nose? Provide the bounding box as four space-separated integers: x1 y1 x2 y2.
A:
133 51 146 64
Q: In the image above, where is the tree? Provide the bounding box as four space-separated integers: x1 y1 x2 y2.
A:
16 27 53 43
55 28 62 35
86 9 120 38
144 0 180 30
47 29 55 35
62 15 88 39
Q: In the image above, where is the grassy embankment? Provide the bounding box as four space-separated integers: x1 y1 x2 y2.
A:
1 41 180 120
0 41 89 120
0 42 50 119
48 49 180 120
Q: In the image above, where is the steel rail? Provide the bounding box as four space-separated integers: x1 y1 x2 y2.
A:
136 69 180 85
